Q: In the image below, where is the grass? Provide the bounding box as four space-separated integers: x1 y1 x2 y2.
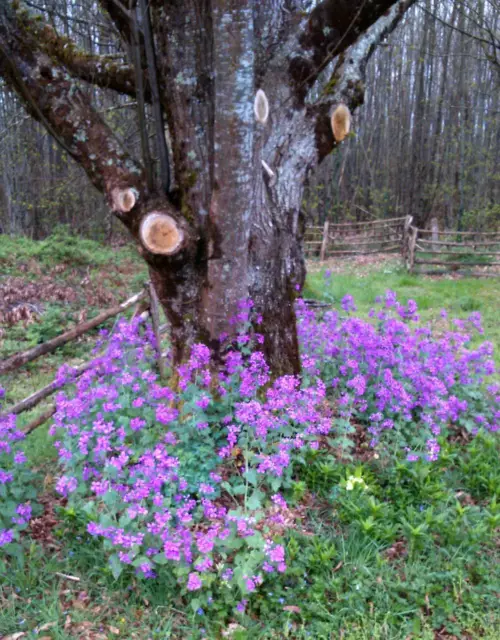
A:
1 242 499 639
0 229 143 272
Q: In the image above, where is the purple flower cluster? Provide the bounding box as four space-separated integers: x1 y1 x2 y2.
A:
2 291 498 607
47 317 305 600
297 289 498 460
0 392 33 547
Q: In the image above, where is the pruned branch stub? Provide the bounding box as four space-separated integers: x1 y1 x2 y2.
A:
140 212 184 255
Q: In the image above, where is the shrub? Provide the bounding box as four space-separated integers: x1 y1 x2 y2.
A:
461 203 500 232
34 227 112 266
0 228 126 269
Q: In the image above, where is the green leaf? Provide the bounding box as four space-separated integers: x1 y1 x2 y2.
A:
232 484 246 496
243 468 258 486
246 532 264 550
270 477 282 492
152 553 170 565
82 501 96 516
190 598 201 613
246 490 264 511
109 553 123 579
222 537 244 551
132 555 150 568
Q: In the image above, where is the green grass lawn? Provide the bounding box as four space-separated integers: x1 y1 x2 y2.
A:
1 243 499 639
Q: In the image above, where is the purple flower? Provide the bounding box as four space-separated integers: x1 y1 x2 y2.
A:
0 470 14 484
156 405 178 425
0 529 14 546
187 572 202 591
268 544 285 564
341 294 357 313
130 417 146 432
196 395 210 410
199 483 214 495
55 475 78 497
12 503 31 525
222 568 234 582
236 599 248 613
13 451 27 465
245 576 256 592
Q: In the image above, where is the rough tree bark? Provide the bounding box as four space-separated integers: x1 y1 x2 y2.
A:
0 0 416 374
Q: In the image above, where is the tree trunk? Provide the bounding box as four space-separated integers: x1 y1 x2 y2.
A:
0 0 416 374
148 156 306 375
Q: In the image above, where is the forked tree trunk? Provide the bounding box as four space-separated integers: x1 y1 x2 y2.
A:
149 171 306 375
0 1 416 374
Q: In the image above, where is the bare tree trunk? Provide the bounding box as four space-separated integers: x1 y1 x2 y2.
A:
0 0 416 373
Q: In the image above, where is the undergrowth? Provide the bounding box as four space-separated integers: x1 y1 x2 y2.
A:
1 285 498 639
1 243 499 639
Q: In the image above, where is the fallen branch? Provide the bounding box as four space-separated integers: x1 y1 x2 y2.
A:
3 359 97 417
414 259 500 267
2 321 171 434
54 572 81 582
414 269 499 278
22 406 56 434
417 238 500 248
0 290 146 376
302 299 333 309
415 249 500 257
326 245 401 256
328 236 402 246
327 216 406 228
416 229 500 237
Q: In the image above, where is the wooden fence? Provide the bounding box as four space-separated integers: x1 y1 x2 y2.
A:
404 217 500 277
305 215 500 277
304 216 407 260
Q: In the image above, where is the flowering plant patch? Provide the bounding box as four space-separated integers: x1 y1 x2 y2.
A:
48 313 325 612
297 290 498 461
1 291 498 613
0 390 38 565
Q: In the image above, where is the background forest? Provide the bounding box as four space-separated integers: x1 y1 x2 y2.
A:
0 0 499 240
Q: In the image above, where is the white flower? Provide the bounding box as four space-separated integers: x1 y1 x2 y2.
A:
345 476 367 491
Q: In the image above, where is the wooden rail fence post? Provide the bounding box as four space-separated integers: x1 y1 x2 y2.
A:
431 218 439 251
320 221 329 262
409 226 418 273
403 215 413 266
